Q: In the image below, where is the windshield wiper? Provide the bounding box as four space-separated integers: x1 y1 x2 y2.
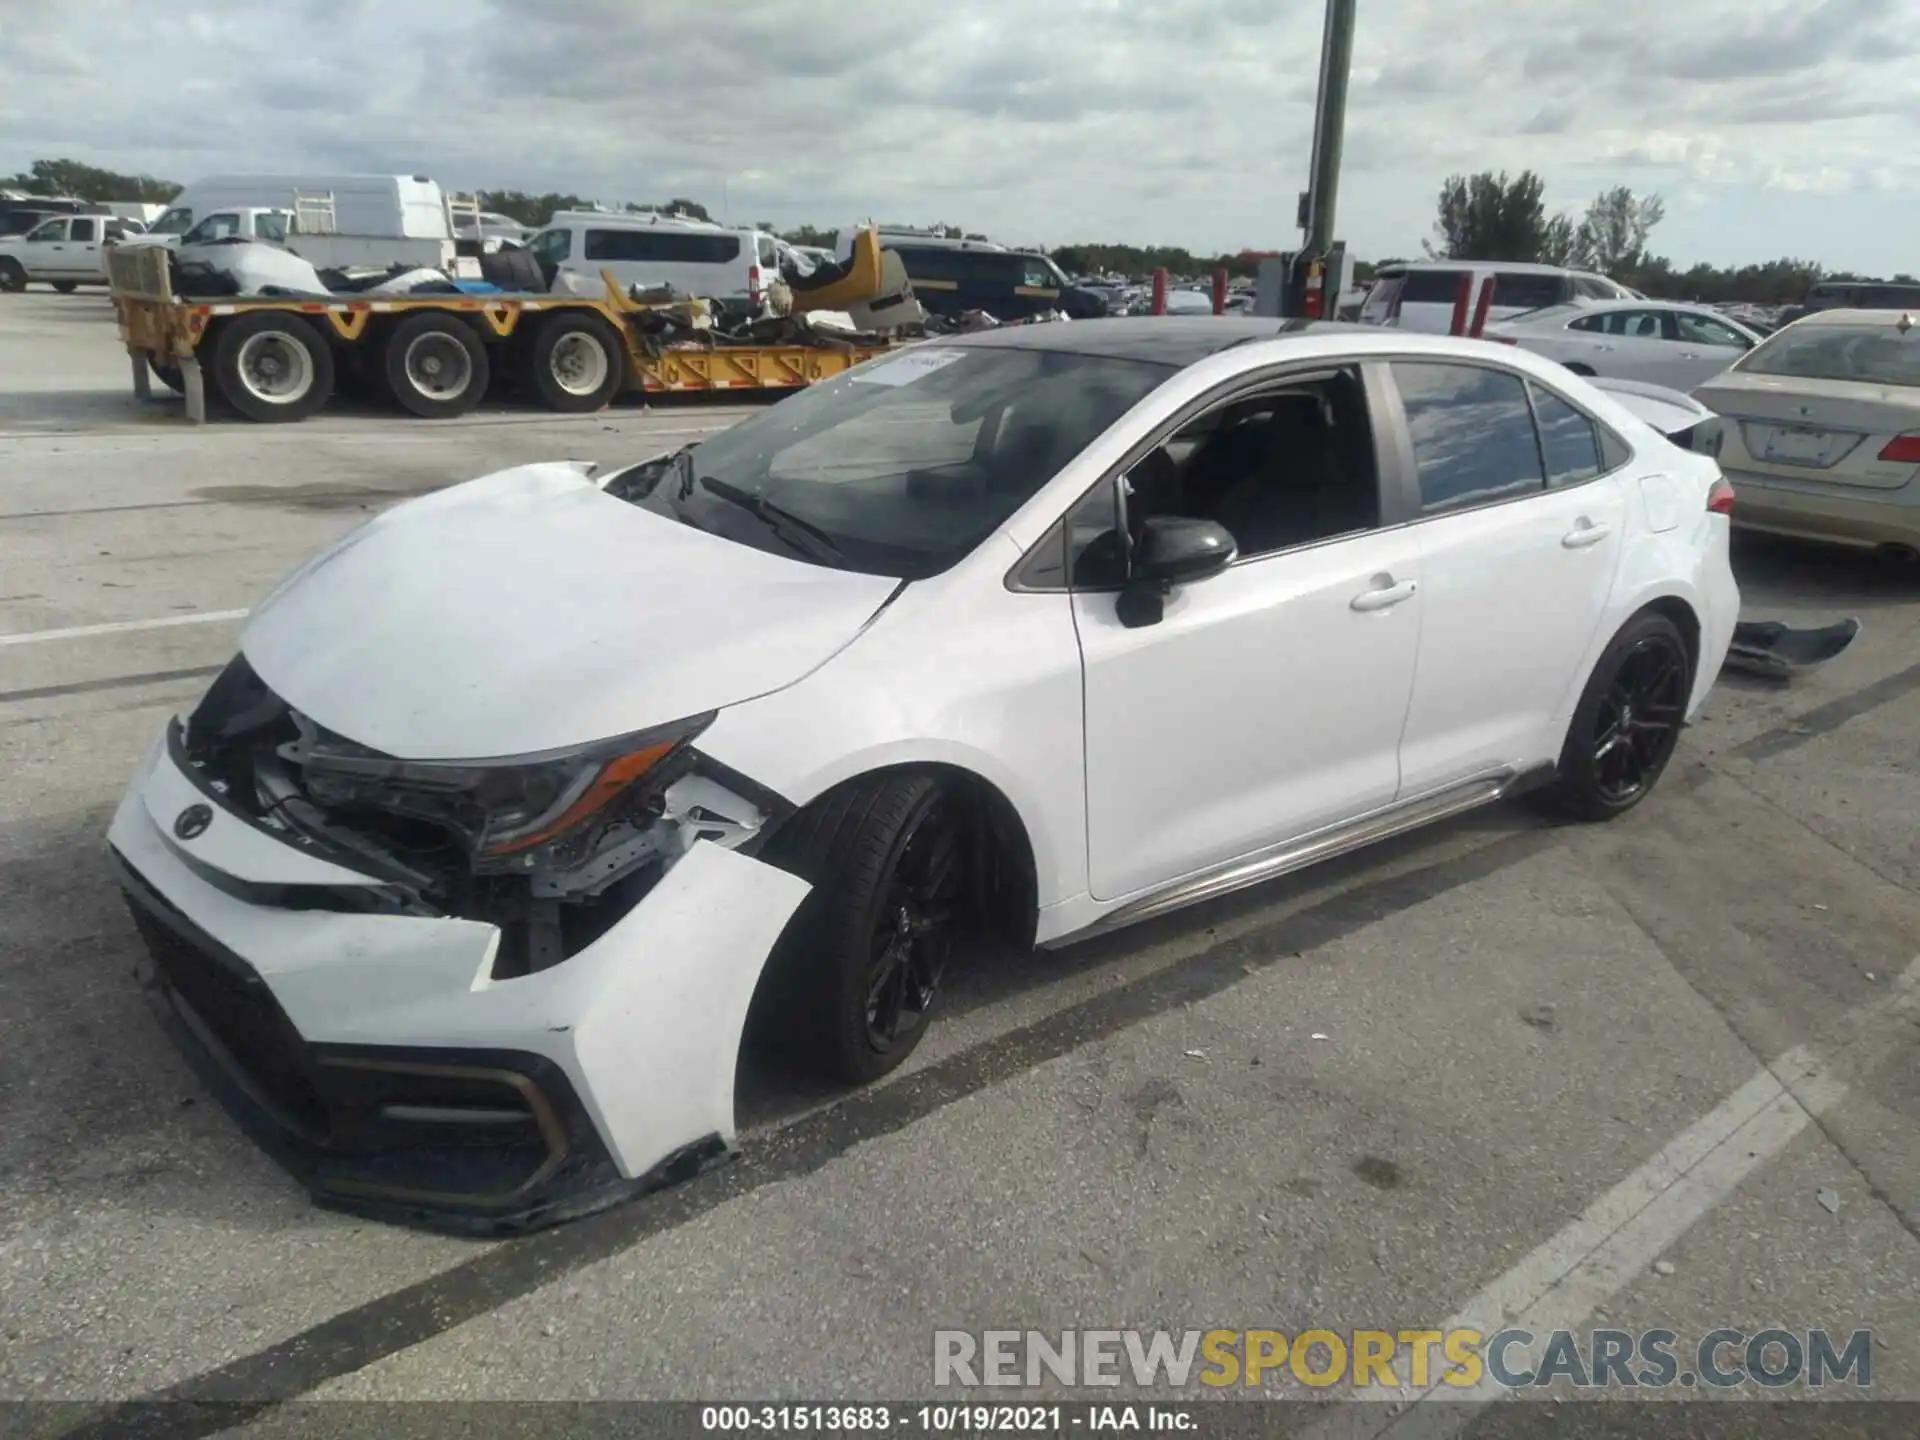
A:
698 475 845 565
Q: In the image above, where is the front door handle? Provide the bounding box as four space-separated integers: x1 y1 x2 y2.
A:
1562 520 1613 549
1351 577 1417 611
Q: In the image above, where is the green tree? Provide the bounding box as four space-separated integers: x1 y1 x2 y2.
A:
477 190 593 227
1427 170 1563 263
1579 186 1665 275
3 158 180 202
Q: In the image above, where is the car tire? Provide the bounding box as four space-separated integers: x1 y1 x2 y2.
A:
1537 610 1693 822
526 313 623 412
479 246 546 294
381 313 490 418
1564 362 1596 376
209 312 334 423
760 772 970 1084
51 281 78 294
0 259 24 292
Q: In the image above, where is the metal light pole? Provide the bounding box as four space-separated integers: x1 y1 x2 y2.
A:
1302 0 1357 256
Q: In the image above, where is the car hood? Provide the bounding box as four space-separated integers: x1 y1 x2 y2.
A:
240 461 901 760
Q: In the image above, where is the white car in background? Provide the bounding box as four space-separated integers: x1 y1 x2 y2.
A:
1692 308 1920 556
1484 300 1764 390
109 318 1737 1232
1360 261 1639 333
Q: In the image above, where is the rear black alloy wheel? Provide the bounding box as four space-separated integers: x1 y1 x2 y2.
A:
1540 611 1692 821
759 772 972 1083
0 259 27 292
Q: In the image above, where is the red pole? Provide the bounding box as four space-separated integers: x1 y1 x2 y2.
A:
1150 268 1168 316
1211 268 1228 315
1468 278 1495 337
1448 272 1473 336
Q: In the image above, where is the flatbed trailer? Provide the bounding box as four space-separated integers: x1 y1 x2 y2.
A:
106 242 898 424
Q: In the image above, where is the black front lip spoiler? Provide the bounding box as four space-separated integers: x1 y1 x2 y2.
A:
112 844 729 1237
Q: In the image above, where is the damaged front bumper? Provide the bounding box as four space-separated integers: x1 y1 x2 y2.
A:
107 728 807 1234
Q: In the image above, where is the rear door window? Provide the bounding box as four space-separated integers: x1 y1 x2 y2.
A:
1492 272 1565 310
1391 362 1545 512
68 217 98 242
583 229 742 264
1400 269 1470 304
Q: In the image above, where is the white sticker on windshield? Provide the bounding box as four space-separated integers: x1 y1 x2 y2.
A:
850 348 968 387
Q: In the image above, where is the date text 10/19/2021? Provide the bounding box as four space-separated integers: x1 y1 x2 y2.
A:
701 1406 1192 1432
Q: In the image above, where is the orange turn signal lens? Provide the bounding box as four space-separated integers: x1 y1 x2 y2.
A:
482 741 677 856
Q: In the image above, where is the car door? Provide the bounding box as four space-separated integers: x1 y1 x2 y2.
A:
1066 363 1424 902
1385 361 1627 793
60 216 103 279
20 218 68 278
1669 310 1753 388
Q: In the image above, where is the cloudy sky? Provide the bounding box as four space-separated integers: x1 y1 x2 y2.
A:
3 0 1916 274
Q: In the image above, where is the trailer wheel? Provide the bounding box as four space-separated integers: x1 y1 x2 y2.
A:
0 259 28 292
527 314 623 413
210 313 334 423
148 355 185 394
51 281 79 294
382 313 490 418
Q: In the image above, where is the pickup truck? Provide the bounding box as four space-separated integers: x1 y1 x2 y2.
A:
0 213 147 292
121 205 460 274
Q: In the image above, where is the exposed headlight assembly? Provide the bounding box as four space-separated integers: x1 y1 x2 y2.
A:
282 712 716 873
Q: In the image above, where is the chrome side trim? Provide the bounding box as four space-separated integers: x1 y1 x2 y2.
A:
1078 765 1544 939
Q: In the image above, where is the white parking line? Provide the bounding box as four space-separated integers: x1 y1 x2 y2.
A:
1304 955 1919 1438
0 609 249 647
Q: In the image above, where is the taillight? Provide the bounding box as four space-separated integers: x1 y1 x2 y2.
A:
1877 433 1920 464
1707 478 1735 515
748 263 765 297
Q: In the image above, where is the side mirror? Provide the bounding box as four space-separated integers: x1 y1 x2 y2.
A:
1116 515 1237 628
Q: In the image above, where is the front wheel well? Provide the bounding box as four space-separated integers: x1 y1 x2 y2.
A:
765 762 1039 950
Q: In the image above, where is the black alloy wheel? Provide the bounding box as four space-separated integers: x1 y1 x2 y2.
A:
1538 610 1693 821
862 796 965 1054
1590 633 1689 805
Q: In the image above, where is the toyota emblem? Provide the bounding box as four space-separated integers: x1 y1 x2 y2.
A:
173 804 213 840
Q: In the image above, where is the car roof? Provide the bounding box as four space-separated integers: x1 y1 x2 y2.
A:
936 316 1351 365
1376 260 1602 277
1782 307 1920 329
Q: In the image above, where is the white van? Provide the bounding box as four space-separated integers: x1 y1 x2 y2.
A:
525 213 780 314
141 174 453 244
1360 261 1638 333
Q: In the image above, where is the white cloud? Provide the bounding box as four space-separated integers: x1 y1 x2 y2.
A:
0 0 1915 272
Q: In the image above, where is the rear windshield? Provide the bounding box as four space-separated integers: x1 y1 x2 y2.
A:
1741 324 1920 388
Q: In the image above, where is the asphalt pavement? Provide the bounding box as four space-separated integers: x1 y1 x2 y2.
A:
2 290 1917 1437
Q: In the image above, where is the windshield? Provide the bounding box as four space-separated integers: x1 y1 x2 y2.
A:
150 207 193 235
1739 323 1920 388
611 346 1171 579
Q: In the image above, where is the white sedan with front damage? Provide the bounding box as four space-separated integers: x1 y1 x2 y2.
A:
110 319 1740 1231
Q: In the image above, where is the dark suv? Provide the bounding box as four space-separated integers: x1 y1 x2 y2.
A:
887 241 1110 321
1779 279 1920 326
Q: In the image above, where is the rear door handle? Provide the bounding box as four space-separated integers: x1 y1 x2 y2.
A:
1351 577 1417 611
1562 520 1613 549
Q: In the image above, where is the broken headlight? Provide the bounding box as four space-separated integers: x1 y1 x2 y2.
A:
283 712 715 873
